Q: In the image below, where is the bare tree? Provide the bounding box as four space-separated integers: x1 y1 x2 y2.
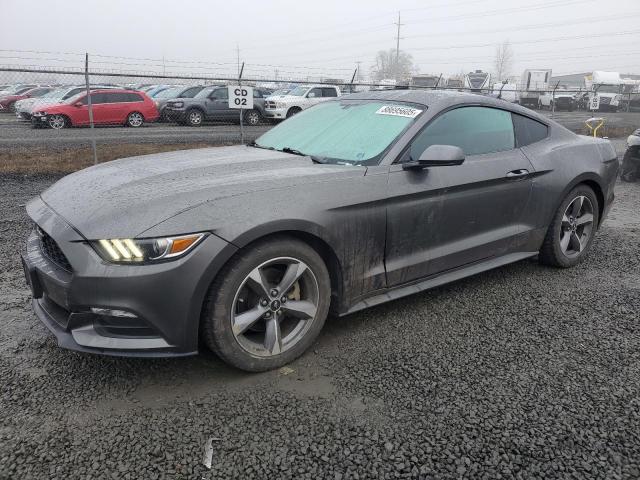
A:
371 49 415 82
494 41 514 82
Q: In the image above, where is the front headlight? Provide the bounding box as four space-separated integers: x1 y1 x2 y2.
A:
170 101 184 108
276 102 287 109
33 111 46 116
92 233 205 264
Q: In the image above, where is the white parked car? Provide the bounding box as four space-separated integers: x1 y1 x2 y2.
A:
264 85 341 120
538 91 577 111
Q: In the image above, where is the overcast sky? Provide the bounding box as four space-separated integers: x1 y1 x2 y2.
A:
1 0 639 82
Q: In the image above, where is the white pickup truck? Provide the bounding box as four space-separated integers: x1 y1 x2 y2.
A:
264 85 341 120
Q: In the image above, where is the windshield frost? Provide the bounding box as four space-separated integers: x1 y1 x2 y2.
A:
255 100 422 164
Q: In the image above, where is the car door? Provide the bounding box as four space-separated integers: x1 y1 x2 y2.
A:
385 106 534 286
99 92 126 124
205 88 231 121
68 93 92 125
305 88 324 108
83 92 110 125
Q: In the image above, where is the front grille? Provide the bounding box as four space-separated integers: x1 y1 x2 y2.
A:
600 97 611 105
265 101 276 108
37 227 72 272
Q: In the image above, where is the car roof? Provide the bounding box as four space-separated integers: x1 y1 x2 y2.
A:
343 89 551 123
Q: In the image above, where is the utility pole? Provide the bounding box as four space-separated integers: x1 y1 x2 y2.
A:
394 11 403 82
236 43 240 77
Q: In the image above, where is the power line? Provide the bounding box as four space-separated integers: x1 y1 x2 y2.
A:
405 13 640 39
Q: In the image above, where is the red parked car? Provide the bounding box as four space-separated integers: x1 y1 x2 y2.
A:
31 89 159 129
0 87 53 113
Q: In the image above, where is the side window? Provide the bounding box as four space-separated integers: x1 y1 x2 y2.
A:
307 88 322 98
89 93 108 105
512 113 548 147
409 106 515 159
126 92 143 102
322 88 338 97
211 88 228 100
103 92 122 103
253 89 262 98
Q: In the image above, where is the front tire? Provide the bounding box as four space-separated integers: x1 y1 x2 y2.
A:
539 185 599 268
48 114 68 129
202 237 331 372
286 107 301 118
185 109 204 127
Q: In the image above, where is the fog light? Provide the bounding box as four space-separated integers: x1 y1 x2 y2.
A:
90 307 137 318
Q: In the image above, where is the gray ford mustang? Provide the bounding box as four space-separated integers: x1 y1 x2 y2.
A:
22 90 619 371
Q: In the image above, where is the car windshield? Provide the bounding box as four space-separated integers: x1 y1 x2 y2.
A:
154 87 182 99
286 86 309 96
596 85 620 94
39 89 65 99
254 100 424 165
64 92 85 104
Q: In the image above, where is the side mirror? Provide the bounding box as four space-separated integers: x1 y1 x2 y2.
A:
74 102 83 107
403 145 465 171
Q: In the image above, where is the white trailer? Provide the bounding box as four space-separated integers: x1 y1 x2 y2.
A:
586 71 622 112
464 70 491 92
520 69 551 108
410 75 442 88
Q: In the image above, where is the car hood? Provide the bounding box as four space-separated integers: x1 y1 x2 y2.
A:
19 98 58 111
269 95 306 103
38 145 366 239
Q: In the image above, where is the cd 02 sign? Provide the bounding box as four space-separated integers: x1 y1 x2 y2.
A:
228 86 254 110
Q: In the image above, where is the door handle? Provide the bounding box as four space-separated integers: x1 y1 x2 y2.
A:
506 169 530 179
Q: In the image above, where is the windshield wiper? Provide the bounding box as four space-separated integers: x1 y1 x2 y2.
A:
280 147 328 164
281 147 306 156
247 141 274 150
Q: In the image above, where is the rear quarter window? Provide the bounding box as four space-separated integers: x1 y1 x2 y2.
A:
512 113 548 147
126 93 144 102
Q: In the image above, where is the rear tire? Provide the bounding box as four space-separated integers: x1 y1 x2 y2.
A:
539 185 599 268
126 111 144 127
201 236 331 372
244 109 262 126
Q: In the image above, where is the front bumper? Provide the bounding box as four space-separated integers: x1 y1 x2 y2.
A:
163 108 187 121
22 197 237 357
264 107 288 119
31 114 50 126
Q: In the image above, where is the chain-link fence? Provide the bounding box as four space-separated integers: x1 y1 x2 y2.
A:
1 63 639 175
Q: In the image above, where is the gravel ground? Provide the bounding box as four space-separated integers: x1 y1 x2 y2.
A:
1 143 639 479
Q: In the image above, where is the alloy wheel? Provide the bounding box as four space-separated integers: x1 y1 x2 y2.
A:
231 257 319 357
560 195 594 258
188 110 202 126
128 112 143 127
245 110 260 125
48 115 66 129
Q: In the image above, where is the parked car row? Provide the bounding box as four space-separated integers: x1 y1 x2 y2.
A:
0 81 350 129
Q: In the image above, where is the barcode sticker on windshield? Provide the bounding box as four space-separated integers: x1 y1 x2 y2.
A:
375 105 422 118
